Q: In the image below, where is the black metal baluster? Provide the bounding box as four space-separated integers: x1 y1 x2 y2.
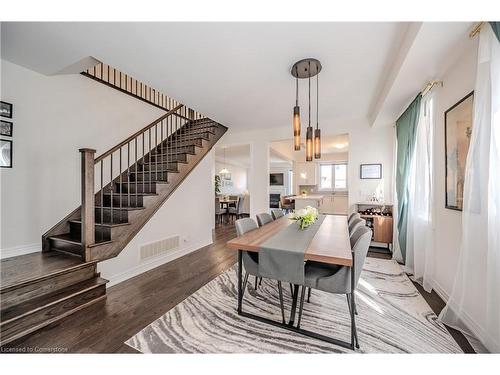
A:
135 137 138 207
161 119 165 183
100 161 103 240
149 128 152 193
127 142 131 208
119 147 123 223
142 133 145 194
110 153 114 225
155 124 158 181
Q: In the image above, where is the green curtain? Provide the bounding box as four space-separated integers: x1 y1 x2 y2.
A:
395 95 421 263
490 22 500 43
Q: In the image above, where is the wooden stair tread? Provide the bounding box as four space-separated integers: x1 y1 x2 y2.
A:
1 277 107 323
0 252 87 291
48 233 111 246
94 205 146 211
69 219 130 228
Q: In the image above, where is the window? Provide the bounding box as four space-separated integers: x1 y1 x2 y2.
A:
319 163 347 190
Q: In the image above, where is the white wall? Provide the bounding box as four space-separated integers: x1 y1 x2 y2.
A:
215 161 248 195
431 39 478 300
269 164 292 197
0 60 214 281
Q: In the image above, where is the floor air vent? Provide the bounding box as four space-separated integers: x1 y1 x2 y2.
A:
140 236 180 261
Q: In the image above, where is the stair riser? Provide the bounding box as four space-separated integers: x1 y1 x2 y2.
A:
187 124 217 131
0 264 97 312
137 162 178 172
49 238 83 257
157 139 202 149
170 134 210 142
153 145 195 155
95 208 129 224
0 284 106 346
69 222 111 241
129 171 169 182
114 182 157 194
101 194 144 208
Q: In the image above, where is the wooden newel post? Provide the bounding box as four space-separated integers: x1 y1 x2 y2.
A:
79 148 96 262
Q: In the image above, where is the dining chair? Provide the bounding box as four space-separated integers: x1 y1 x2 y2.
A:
228 196 242 222
235 218 286 323
280 195 295 213
297 226 372 348
256 212 274 227
348 212 361 225
270 208 284 220
348 217 366 236
215 197 227 225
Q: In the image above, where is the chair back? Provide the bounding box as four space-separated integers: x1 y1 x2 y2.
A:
215 197 221 214
236 196 244 214
348 212 361 225
270 208 284 220
235 217 258 236
256 212 273 227
349 226 372 287
348 217 366 236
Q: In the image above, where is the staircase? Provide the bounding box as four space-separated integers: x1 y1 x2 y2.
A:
0 64 227 346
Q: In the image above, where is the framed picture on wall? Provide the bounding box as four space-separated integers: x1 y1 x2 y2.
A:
360 163 382 179
445 91 474 211
0 139 13 168
0 101 13 119
1 120 13 137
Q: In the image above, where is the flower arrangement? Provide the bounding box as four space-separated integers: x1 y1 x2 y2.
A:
290 206 319 230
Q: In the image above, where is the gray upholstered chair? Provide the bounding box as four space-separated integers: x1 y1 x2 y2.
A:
228 196 244 222
215 197 227 224
235 218 286 323
297 226 372 348
270 208 285 220
280 195 295 213
256 212 273 227
348 212 361 225
348 217 366 236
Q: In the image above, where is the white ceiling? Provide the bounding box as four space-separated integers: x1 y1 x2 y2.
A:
1 22 475 131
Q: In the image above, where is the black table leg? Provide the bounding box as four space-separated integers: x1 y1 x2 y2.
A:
238 250 242 314
288 284 299 325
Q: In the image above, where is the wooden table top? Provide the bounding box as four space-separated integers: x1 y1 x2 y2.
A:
226 215 352 266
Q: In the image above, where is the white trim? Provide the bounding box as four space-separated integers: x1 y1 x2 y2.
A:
432 280 450 303
102 239 212 288
0 243 41 259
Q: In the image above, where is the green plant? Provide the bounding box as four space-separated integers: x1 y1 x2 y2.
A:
215 175 221 195
289 206 319 230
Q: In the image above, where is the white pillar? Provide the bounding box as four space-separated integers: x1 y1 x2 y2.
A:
249 140 269 218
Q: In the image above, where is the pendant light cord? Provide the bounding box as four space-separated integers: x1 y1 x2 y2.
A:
295 66 299 106
316 62 319 130
308 61 311 127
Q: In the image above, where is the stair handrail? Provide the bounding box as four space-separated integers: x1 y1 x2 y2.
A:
95 104 184 163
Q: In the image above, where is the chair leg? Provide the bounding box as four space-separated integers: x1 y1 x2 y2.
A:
277 281 286 324
297 286 306 329
307 287 312 303
254 276 258 290
241 272 249 301
289 283 294 296
346 293 359 348
259 277 262 286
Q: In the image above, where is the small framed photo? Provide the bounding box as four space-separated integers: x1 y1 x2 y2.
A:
0 101 13 119
1 139 13 168
1 120 13 137
360 163 382 179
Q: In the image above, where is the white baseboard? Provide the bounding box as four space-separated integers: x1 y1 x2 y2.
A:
0 243 41 259
103 239 213 288
432 280 450 303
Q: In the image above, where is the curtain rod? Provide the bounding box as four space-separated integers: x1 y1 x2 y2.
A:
421 80 443 96
469 22 485 39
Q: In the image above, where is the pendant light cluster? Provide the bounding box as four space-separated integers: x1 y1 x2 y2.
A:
219 147 230 175
291 58 322 161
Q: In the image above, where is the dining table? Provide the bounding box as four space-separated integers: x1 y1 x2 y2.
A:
226 214 357 350
219 198 238 209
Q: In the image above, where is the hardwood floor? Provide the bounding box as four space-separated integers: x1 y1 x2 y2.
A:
1 220 474 353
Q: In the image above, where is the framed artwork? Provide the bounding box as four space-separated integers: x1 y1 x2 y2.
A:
445 91 474 211
360 163 382 179
0 101 13 119
1 120 13 137
0 139 13 168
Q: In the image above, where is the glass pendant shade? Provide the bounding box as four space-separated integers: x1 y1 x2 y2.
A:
219 167 229 174
314 128 321 159
306 126 313 162
293 106 301 151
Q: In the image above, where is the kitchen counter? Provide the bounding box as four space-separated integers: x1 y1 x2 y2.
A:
290 195 324 200
289 195 324 210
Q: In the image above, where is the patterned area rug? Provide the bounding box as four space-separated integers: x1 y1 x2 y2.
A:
125 258 462 353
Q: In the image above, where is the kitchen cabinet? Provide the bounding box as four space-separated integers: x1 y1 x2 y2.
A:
319 195 348 215
296 162 317 186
